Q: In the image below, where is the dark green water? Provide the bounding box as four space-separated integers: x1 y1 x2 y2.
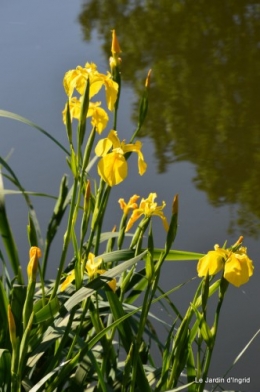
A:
80 0 260 238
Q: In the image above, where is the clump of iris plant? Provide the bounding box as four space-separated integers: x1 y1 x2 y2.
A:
197 236 254 287
0 29 255 392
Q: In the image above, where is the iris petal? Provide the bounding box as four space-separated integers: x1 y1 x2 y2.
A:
224 252 254 287
98 153 127 186
125 193 168 232
197 249 226 277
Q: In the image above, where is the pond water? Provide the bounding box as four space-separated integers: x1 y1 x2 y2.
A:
1 1 260 390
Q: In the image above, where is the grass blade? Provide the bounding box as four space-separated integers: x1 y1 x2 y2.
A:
153 249 205 261
29 360 70 392
0 171 23 283
0 110 69 155
0 157 43 249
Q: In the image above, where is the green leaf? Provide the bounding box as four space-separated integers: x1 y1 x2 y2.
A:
186 347 196 391
70 148 78 178
124 268 148 304
0 109 69 155
152 249 205 261
0 170 23 283
65 100 72 144
0 188 56 200
164 383 195 392
195 279 220 308
156 322 176 390
10 284 27 338
77 78 90 147
50 299 152 391
27 279 194 375
0 279 9 347
64 250 147 312
106 290 134 352
29 360 70 392
94 231 133 245
0 157 43 251
0 349 11 390
190 304 213 347
27 253 148 369
106 283 195 391
165 199 178 254
97 248 135 264
42 175 69 277
0 280 8 325
27 213 38 247
34 297 60 324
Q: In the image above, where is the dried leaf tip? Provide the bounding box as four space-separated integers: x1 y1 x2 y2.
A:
145 69 152 88
172 194 178 215
8 305 16 346
84 180 91 212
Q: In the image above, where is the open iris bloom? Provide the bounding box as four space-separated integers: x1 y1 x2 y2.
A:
95 130 147 186
60 253 116 292
125 192 169 232
63 62 118 110
62 62 118 133
197 242 254 287
62 98 109 134
118 194 140 215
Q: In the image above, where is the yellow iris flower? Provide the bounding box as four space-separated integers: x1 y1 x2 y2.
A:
110 30 122 70
63 62 118 111
224 247 254 287
95 130 147 186
60 253 116 292
197 245 254 287
85 253 103 278
111 29 122 56
125 193 169 232
62 98 109 134
27 246 42 281
197 246 227 277
118 194 140 215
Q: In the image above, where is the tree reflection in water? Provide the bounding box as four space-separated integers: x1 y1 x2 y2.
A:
78 0 260 237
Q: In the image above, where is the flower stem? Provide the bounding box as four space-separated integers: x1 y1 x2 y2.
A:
50 178 78 301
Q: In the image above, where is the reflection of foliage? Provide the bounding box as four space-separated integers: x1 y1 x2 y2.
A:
78 0 260 237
